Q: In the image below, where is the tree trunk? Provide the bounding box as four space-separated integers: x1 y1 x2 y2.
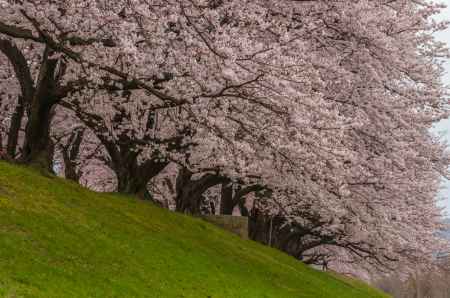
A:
249 213 285 248
176 189 202 214
175 168 226 214
21 48 58 171
6 96 25 159
117 173 156 200
220 182 234 215
64 158 79 181
0 39 35 161
238 200 249 216
249 211 270 244
0 133 5 159
115 155 168 199
175 167 198 213
221 183 263 216
116 160 146 195
22 99 55 170
117 173 144 194
61 128 85 182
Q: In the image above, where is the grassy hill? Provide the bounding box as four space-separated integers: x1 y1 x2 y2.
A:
0 161 389 298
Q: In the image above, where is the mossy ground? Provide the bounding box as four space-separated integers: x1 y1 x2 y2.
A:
0 161 389 298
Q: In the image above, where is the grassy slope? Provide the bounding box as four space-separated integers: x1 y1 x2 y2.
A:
0 162 389 298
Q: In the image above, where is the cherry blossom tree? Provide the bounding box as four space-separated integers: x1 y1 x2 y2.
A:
0 0 334 188
0 0 449 280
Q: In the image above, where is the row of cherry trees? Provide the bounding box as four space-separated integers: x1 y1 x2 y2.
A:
1 0 449 280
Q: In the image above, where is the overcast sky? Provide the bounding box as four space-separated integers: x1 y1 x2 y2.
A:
433 3 450 215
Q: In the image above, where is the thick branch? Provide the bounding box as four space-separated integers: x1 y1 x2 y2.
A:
0 38 35 103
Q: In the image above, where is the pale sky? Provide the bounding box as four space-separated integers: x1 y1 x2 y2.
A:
433 2 450 215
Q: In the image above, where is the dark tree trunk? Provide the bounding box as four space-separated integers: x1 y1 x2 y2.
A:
6 96 25 158
22 48 58 170
117 171 144 194
62 106 170 197
135 158 168 198
175 167 197 213
248 212 330 264
238 200 249 217
116 157 144 194
219 183 264 216
220 183 234 215
62 129 85 182
175 168 226 214
0 133 4 159
116 170 154 199
249 211 271 245
57 115 167 197
176 187 202 214
47 137 56 174
249 213 285 248
0 39 35 161
115 153 168 199
64 157 79 182
22 98 55 170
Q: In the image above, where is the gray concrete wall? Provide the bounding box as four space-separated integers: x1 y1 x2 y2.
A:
202 215 248 239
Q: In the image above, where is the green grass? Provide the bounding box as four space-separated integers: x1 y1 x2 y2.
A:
0 161 389 298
